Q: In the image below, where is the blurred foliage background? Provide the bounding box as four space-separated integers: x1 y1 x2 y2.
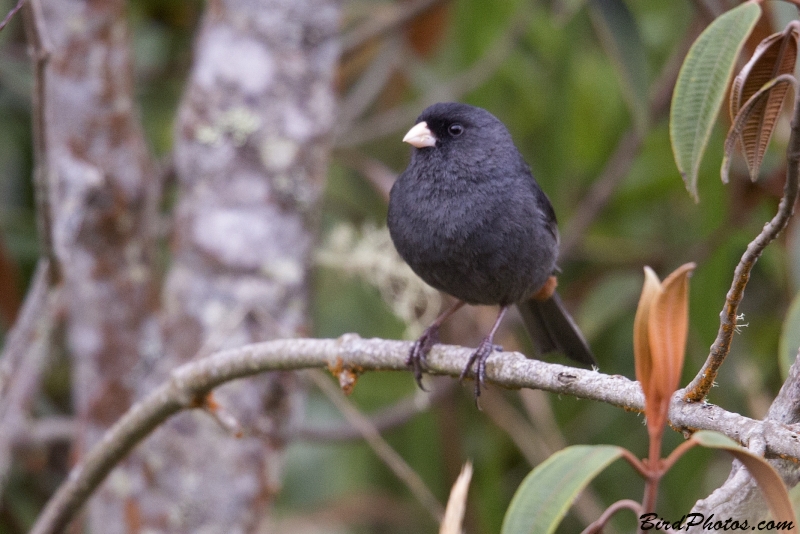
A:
1 0 799 532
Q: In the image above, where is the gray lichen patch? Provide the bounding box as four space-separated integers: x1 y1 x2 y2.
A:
195 25 276 95
196 107 262 147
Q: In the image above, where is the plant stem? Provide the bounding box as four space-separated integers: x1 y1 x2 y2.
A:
641 431 663 514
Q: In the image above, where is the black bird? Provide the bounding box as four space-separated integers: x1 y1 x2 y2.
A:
387 102 595 396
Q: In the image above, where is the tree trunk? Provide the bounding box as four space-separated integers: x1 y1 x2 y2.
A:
41 0 339 530
39 0 160 528
122 0 339 531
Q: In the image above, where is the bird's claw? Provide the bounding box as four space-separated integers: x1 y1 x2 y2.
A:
407 325 440 390
459 337 496 398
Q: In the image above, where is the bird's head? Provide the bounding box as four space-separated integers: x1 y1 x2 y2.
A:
402 102 513 158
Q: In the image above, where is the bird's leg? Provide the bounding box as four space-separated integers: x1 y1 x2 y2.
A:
408 300 466 389
460 306 509 397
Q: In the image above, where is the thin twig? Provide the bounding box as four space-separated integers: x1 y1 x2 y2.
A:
683 82 800 402
11 416 76 447
560 18 702 260
580 499 643 534
641 436 662 514
341 0 448 58
338 37 405 132
661 436 699 473
336 150 397 202
480 390 608 527
478 391 552 463
21 0 58 284
560 130 642 260
28 335 800 534
288 379 453 442
618 447 649 479
0 261 54 489
0 0 25 32
196 393 244 438
0 259 49 401
307 369 445 523
335 1 534 147
0 279 57 490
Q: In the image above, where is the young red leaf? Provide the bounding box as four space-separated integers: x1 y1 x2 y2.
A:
634 267 661 422
633 263 696 437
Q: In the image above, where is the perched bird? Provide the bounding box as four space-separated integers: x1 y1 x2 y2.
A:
387 102 595 396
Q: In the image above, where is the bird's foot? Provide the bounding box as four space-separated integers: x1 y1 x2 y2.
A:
459 336 499 398
407 325 440 390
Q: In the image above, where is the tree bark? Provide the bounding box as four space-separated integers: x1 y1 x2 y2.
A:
38 0 339 530
119 0 339 531
39 0 159 529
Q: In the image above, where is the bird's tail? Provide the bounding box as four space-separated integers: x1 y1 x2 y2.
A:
516 293 596 366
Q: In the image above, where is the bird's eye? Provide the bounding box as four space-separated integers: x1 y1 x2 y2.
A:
448 124 464 136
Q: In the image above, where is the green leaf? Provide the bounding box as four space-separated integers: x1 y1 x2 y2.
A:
588 0 650 133
779 290 800 379
670 1 761 201
501 445 624 534
691 430 796 530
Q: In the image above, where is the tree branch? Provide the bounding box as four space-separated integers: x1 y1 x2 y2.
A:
683 79 800 402
20 0 58 284
30 335 800 534
335 0 534 147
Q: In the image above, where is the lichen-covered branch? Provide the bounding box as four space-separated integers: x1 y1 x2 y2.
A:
30 335 800 534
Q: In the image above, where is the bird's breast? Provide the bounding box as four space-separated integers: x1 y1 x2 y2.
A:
388 176 557 305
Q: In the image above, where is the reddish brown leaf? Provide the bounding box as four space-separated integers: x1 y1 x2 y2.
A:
633 264 695 436
730 22 799 181
633 267 661 410
722 74 795 183
648 263 695 407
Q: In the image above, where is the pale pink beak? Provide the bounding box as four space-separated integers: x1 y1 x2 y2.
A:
402 121 437 148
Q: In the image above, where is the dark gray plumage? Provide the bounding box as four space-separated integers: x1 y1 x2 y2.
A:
387 102 595 396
